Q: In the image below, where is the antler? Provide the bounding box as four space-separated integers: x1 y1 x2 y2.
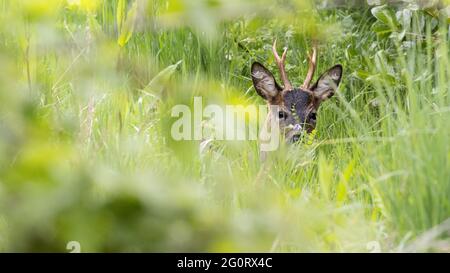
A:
301 41 318 89
272 39 293 91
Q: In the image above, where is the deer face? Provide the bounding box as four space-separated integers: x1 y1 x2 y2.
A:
251 41 342 143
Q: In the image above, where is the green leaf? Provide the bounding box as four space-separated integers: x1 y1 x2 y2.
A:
353 70 371 80
372 20 392 36
389 29 406 41
371 5 399 30
116 0 126 33
143 60 183 97
117 0 138 48
318 154 333 201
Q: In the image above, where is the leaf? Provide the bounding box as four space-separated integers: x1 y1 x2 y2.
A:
117 0 138 48
336 160 354 204
116 0 126 32
389 29 406 41
318 154 333 201
336 180 347 204
366 73 396 86
353 70 371 80
372 21 392 37
143 60 183 97
371 5 399 30
374 50 393 74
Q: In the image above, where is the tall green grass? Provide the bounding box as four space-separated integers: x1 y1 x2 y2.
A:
0 0 448 252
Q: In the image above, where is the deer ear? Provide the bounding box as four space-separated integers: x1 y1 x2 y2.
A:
251 62 282 101
311 65 343 101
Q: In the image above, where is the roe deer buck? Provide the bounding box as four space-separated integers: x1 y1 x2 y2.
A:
251 40 343 153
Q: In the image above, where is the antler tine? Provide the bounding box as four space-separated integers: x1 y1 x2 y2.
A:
272 39 292 91
301 41 318 89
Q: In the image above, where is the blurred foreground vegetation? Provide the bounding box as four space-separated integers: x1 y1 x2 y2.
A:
0 0 449 252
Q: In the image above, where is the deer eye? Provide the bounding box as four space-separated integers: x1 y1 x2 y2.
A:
278 111 287 119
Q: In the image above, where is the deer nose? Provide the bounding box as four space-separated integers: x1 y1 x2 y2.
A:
293 124 302 131
292 134 301 142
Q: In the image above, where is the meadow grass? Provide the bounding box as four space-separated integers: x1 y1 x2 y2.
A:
0 0 448 252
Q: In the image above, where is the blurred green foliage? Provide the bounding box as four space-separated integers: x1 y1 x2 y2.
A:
0 0 449 252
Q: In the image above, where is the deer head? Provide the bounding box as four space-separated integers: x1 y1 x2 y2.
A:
251 40 343 144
